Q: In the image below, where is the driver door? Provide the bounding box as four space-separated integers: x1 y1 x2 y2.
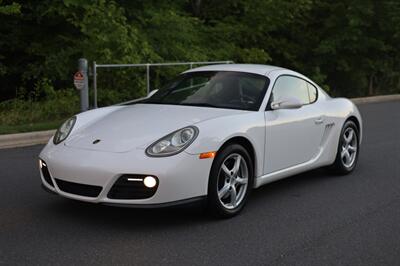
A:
264 75 325 174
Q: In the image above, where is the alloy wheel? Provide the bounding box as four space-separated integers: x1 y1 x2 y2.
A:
217 153 249 209
341 127 358 168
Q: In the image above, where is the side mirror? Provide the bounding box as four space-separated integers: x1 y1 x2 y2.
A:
147 89 158 98
271 96 303 110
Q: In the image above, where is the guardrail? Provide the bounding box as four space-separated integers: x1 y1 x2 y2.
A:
92 61 234 108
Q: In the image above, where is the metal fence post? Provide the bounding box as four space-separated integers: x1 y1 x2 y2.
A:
190 63 193 87
78 58 89 112
146 64 150 95
93 61 97 108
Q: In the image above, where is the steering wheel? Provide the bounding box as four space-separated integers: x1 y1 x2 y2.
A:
228 95 256 106
241 94 256 103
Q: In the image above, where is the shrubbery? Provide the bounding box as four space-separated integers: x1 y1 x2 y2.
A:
0 80 79 126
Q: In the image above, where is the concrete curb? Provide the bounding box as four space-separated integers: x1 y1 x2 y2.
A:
351 94 400 104
0 130 55 149
0 94 399 150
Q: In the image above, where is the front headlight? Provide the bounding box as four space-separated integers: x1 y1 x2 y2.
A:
53 116 76 145
146 126 199 157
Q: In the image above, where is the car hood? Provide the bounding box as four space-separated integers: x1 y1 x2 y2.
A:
65 104 244 153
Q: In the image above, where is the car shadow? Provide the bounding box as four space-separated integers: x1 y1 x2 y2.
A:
251 167 338 200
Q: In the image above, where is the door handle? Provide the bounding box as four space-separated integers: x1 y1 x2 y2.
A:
315 117 324 124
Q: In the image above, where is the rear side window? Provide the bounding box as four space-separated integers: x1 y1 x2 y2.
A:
271 76 309 104
271 75 318 105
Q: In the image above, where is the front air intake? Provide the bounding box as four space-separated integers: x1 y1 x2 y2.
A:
40 160 54 187
55 178 102 198
108 174 158 200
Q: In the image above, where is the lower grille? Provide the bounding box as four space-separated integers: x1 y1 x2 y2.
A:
40 161 54 187
55 178 102 198
108 175 158 200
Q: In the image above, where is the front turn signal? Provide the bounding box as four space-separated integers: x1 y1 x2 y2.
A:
199 151 216 159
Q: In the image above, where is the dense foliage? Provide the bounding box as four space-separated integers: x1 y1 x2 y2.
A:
0 0 399 127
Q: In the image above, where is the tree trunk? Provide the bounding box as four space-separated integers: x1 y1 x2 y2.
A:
191 0 202 17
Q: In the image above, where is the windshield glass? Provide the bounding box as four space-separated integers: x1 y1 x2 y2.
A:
141 71 270 111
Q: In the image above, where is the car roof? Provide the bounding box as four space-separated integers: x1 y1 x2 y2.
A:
183 64 285 76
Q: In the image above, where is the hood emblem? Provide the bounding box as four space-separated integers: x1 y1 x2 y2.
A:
92 139 101 144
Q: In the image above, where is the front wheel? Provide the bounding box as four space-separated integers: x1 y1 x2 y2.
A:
207 144 253 218
331 120 360 174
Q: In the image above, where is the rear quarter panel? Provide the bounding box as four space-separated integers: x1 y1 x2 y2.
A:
318 97 363 165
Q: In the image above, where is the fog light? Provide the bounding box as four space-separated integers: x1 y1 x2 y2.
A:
143 176 157 188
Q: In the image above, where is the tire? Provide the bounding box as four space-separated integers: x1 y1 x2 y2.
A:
331 120 360 175
207 143 254 218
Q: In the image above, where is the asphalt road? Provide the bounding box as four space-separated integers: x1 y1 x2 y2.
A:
1 101 399 266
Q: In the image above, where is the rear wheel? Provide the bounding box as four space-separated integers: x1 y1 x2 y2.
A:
207 144 253 218
331 120 359 174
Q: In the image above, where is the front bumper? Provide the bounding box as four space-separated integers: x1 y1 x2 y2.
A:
39 141 213 206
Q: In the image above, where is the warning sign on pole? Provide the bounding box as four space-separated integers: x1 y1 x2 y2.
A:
73 71 85 90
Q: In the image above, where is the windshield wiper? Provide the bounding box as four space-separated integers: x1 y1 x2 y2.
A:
139 100 164 104
136 101 233 109
180 103 219 108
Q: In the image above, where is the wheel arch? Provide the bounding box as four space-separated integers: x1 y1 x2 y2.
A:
345 115 362 143
217 136 257 182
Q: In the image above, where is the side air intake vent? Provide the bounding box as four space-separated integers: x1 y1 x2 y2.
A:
320 123 335 147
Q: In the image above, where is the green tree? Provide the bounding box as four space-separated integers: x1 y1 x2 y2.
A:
0 0 20 15
0 0 399 104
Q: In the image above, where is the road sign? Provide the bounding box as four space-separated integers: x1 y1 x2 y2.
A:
74 71 85 90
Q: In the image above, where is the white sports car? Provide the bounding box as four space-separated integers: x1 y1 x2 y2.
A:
39 64 362 217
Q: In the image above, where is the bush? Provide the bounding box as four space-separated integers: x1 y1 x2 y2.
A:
0 87 80 126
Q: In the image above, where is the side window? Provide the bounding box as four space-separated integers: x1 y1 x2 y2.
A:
271 76 310 105
307 82 317 103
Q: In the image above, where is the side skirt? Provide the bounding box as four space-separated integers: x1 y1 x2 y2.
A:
254 148 328 188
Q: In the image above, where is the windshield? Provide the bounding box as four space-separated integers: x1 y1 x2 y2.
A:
140 71 270 111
